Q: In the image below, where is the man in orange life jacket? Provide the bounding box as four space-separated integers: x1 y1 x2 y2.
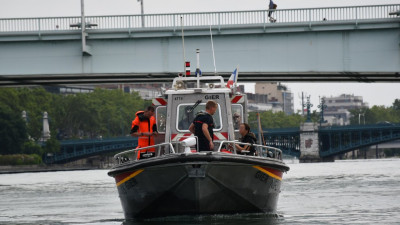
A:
130 106 158 159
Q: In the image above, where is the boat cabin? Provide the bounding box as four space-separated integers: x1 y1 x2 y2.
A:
152 75 248 151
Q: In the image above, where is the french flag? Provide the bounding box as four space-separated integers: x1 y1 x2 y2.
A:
226 68 238 89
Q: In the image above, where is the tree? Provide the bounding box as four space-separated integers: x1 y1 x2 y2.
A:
393 99 400 111
54 88 148 139
349 104 400 125
44 137 61 153
12 87 57 140
248 111 305 129
0 104 27 154
22 141 43 155
392 99 400 121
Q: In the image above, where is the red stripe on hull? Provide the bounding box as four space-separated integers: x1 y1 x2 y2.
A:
115 171 134 184
261 166 283 179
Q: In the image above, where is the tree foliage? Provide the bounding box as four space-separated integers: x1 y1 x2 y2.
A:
0 104 28 154
0 154 42 165
248 111 306 129
0 87 149 155
349 99 400 125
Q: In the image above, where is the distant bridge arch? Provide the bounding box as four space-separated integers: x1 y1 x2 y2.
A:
44 124 400 164
44 137 137 164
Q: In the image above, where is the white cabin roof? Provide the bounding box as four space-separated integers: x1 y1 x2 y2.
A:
166 75 232 95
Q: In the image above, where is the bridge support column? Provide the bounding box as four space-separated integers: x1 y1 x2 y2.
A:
299 122 333 163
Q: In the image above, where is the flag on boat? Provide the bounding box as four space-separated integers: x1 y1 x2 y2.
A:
226 67 238 89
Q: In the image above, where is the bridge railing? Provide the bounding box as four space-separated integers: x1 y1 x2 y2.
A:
319 123 400 132
1 4 399 32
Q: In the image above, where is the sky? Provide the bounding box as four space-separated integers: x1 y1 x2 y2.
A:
1 0 399 111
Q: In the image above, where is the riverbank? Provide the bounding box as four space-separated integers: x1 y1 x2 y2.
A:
0 155 115 174
0 164 105 174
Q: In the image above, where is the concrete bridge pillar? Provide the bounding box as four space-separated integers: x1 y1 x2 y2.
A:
299 122 334 163
300 122 320 163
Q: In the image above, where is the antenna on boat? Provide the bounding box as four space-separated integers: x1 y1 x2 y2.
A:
196 49 201 77
196 48 201 88
209 24 217 75
181 16 187 77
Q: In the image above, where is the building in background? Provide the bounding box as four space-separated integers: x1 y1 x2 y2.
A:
127 84 164 100
245 82 294 114
102 83 166 100
45 85 94 94
323 94 369 125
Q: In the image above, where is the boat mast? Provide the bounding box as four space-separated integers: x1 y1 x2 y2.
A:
196 49 200 88
181 17 186 76
209 25 217 75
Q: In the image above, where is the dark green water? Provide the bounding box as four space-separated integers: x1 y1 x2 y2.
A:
0 158 399 224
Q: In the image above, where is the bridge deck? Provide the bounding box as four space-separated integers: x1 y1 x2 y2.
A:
1 4 399 85
1 4 399 34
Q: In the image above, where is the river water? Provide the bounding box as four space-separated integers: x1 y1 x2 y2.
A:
0 158 399 225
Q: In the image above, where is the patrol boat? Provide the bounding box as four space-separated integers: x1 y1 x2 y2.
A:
108 74 290 219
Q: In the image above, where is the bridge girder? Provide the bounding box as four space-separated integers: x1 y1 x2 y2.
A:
319 125 400 157
45 137 138 164
1 72 400 87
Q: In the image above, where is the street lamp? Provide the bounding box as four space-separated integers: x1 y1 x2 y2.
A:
358 113 365 125
303 95 313 122
138 0 144 27
317 97 327 127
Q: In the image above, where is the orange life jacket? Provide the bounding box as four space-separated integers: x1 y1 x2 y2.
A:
131 111 157 159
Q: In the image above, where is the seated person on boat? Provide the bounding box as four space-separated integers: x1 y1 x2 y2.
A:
235 123 257 155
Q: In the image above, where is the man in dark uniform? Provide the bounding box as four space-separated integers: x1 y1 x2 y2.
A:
189 100 218 151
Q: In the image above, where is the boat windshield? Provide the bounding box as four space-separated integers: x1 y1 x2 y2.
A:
176 103 222 131
156 106 167 133
232 104 243 131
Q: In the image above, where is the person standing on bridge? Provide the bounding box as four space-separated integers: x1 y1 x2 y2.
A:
268 0 277 23
189 100 217 151
130 106 158 159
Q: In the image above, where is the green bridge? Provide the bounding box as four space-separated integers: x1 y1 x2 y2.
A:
44 123 400 164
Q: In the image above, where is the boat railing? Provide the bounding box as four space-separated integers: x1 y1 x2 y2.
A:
216 140 283 160
113 139 283 165
114 142 175 164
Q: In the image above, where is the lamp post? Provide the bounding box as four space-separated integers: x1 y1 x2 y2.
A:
138 0 144 27
69 0 95 55
303 95 313 122
318 97 327 127
358 113 365 125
